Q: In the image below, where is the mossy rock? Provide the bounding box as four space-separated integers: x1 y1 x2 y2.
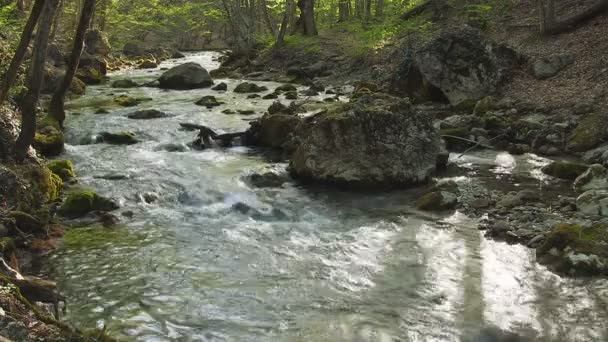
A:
258 114 302 148
262 93 279 100
567 113 607 152
33 116 64 157
97 131 138 145
537 223 608 276
452 98 478 113
351 87 374 99
234 82 268 93
275 84 297 92
0 237 16 255
70 77 87 95
541 161 589 181
113 95 140 107
440 127 472 152
473 96 495 116
355 81 379 93
416 191 458 211
47 159 75 181
8 211 46 235
195 95 223 108
137 59 158 69
59 190 119 218
111 79 138 88
284 91 298 100
9 163 63 209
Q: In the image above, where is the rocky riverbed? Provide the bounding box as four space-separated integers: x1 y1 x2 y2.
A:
26 51 607 341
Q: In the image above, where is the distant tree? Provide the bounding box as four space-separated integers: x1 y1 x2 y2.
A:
15 0 59 161
338 0 349 21
275 0 293 47
0 0 47 106
48 0 96 127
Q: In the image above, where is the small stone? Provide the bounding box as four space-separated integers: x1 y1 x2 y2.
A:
211 82 228 91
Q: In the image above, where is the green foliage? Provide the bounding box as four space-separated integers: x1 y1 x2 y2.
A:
462 4 492 29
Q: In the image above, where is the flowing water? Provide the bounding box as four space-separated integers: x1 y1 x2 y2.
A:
44 52 608 341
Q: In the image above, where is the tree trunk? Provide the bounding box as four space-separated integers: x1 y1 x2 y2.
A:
375 0 383 17
0 0 47 106
97 0 108 31
261 0 276 36
541 0 608 35
338 0 349 22
49 0 62 41
276 0 293 47
15 0 59 162
354 0 362 18
364 0 371 22
48 0 96 127
295 0 318 35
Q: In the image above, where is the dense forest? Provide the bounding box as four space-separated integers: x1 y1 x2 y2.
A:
0 0 608 340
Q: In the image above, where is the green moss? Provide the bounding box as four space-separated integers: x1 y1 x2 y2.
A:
567 113 606 152
60 190 95 218
98 131 138 145
47 159 76 181
33 116 64 157
351 87 374 99
59 189 118 218
473 96 494 116
10 164 62 209
541 161 589 181
113 95 140 107
0 237 16 254
537 223 608 275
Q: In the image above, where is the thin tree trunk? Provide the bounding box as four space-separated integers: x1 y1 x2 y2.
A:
354 0 362 18
261 0 276 36
48 0 96 127
0 0 47 106
15 0 59 161
375 0 383 17
338 0 349 21
49 0 62 41
364 0 371 22
275 0 293 47
98 0 108 31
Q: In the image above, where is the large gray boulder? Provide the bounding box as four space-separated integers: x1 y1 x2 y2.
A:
532 54 574 79
158 62 213 90
84 29 111 56
391 27 518 107
290 95 441 187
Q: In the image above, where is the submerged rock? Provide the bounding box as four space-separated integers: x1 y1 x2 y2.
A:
137 59 157 69
111 79 138 88
195 95 223 108
541 161 589 180
127 109 168 119
416 191 458 211
233 82 268 93
275 84 297 92
96 131 139 145
114 95 140 107
243 166 289 188
290 95 441 187
158 62 213 89
536 223 608 276
59 190 119 218
211 82 228 91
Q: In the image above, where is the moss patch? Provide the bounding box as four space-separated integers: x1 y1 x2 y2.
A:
8 210 47 235
33 116 64 157
567 113 607 152
59 190 118 218
47 159 76 181
537 223 608 276
541 161 589 181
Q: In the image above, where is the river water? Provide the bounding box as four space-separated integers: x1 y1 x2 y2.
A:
44 52 608 341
